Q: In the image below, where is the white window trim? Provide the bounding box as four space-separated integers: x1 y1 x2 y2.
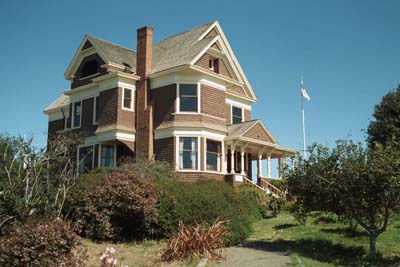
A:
231 105 244 124
72 100 82 129
121 87 135 111
98 144 117 168
176 83 201 114
93 96 99 125
77 144 95 175
204 138 223 173
175 136 201 172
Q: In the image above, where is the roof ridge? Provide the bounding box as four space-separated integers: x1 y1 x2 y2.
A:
87 34 136 53
155 21 216 45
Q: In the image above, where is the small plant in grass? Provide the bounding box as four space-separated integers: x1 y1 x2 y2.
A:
100 247 128 267
161 218 227 263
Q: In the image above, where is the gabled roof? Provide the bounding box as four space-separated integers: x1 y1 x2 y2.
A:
63 21 257 101
227 119 278 144
43 95 69 114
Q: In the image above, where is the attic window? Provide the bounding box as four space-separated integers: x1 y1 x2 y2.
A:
80 59 99 78
208 58 219 73
82 40 93 50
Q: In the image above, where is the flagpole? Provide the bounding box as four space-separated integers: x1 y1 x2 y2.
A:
301 77 307 159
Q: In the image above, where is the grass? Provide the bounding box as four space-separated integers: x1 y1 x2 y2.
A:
248 212 400 267
81 239 198 267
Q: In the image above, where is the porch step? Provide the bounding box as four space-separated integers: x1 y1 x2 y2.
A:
243 177 286 199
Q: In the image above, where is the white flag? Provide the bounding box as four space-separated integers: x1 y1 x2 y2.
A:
301 87 311 101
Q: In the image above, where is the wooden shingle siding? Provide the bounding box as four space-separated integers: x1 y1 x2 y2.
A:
227 86 247 97
244 109 251 122
225 104 231 124
152 84 176 129
201 84 225 120
204 28 218 39
244 124 273 142
154 137 174 164
211 43 221 51
79 97 97 136
98 87 118 128
48 118 65 138
195 53 232 79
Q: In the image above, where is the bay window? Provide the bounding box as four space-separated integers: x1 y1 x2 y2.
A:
100 145 115 168
178 137 198 170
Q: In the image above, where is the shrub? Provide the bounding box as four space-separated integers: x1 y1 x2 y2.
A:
156 180 261 245
161 218 227 262
75 169 159 241
0 217 87 267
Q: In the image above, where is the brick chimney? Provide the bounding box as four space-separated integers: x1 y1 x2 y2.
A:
136 26 154 160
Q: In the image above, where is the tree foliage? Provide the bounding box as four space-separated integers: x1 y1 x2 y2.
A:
287 140 400 258
368 85 400 145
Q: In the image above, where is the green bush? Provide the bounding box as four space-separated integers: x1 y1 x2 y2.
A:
156 180 262 245
0 217 87 267
69 168 159 241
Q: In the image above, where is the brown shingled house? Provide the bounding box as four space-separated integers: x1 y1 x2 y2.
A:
43 21 296 190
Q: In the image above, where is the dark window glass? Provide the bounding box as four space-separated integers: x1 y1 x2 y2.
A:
179 84 198 112
179 137 197 169
95 97 100 123
79 146 93 174
123 89 132 109
100 145 114 167
232 106 243 124
73 102 81 128
206 140 221 171
80 59 98 78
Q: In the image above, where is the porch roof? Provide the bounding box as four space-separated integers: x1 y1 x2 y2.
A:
226 120 297 157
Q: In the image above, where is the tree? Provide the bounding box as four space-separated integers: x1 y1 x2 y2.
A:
287 140 400 258
368 85 400 145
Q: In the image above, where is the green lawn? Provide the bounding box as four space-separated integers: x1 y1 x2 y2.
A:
248 212 400 267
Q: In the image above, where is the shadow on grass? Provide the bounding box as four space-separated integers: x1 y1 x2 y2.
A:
320 227 369 238
242 239 400 267
273 223 297 230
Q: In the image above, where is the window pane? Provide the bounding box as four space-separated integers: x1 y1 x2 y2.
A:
206 140 221 171
232 116 242 124
232 106 242 117
79 146 93 174
179 84 198 112
179 137 197 169
73 102 81 128
207 153 218 171
124 89 131 99
123 89 132 109
101 145 114 167
207 141 220 153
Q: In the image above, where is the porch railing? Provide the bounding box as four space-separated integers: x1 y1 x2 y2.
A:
243 176 286 199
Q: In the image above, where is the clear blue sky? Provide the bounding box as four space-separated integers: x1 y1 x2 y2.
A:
1 0 399 152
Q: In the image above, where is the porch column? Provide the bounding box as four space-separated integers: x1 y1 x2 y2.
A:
278 157 281 178
267 153 271 178
230 144 236 174
240 146 245 175
222 143 226 173
257 153 262 177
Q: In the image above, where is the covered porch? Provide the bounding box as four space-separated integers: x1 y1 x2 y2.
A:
224 120 297 194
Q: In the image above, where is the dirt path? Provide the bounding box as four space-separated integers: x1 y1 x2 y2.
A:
208 245 290 267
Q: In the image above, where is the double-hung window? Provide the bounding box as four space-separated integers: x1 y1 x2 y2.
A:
206 140 222 171
178 137 198 170
73 101 82 128
100 145 115 168
122 88 134 111
178 84 198 112
78 146 94 174
232 106 243 124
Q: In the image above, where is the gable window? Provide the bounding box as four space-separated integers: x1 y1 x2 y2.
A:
178 84 199 113
178 137 198 170
80 59 98 78
100 145 115 168
78 145 94 174
73 101 82 128
232 106 243 124
122 88 134 111
208 58 219 73
206 140 222 171
93 96 100 124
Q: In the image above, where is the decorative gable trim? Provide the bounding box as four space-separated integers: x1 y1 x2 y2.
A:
194 21 257 101
64 35 109 80
241 120 278 144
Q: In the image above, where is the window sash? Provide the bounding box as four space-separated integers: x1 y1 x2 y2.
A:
123 88 133 110
232 106 242 124
100 145 115 167
179 137 198 170
73 102 81 128
206 140 222 171
179 84 198 112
